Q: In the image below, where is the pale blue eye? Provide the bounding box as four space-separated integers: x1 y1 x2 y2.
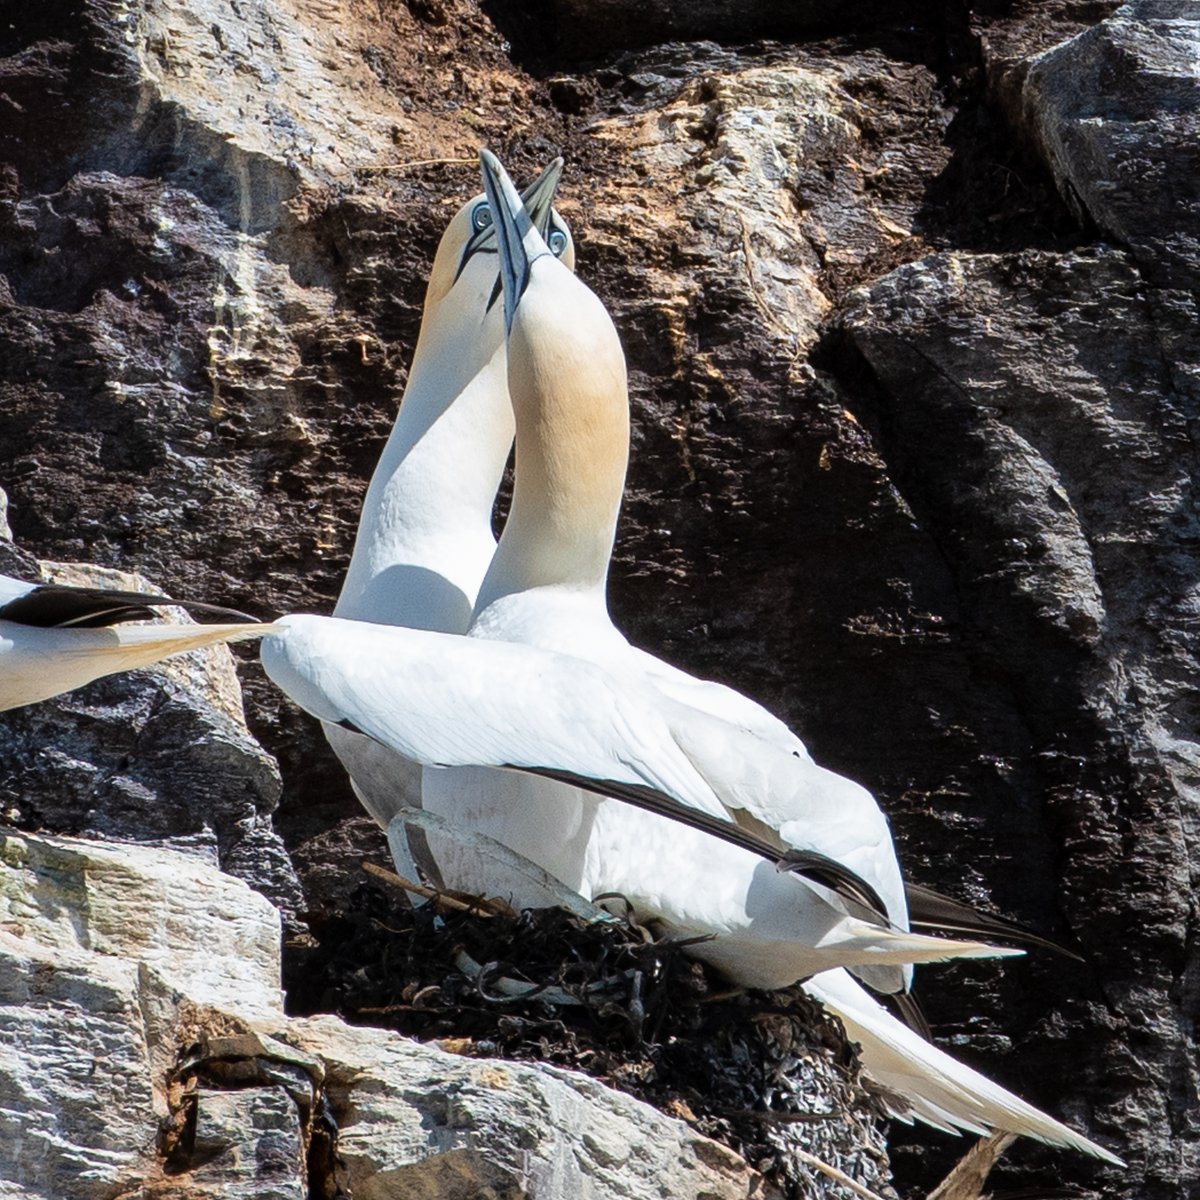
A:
471 204 493 233
548 229 568 256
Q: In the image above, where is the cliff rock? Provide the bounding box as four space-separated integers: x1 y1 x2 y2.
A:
1 0 1197 1196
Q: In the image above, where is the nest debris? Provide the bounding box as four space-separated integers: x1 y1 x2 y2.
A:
285 870 895 1199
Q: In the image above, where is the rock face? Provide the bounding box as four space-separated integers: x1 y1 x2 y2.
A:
1 0 1198 1197
0 828 285 1199
291 1016 782 1200
0 548 301 923
841 241 1199 1190
0 827 802 1200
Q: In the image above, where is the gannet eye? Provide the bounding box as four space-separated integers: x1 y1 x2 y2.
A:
471 203 493 233
548 229 568 257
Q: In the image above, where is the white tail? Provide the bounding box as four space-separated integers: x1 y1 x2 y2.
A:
840 921 1026 969
0 621 283 711
805 968 1123 1165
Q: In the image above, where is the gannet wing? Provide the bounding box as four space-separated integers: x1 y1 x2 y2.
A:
0 620 281 711
261 614 732 821
628 644 811 754
523 766 891 925
906 883 1082 960
805 969 1124 1163
661 700 906 923
638 657 1072 956
0 575 257 627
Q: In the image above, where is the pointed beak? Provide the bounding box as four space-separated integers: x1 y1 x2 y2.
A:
480 148 553 334
521 157 563 240
454 156 563 285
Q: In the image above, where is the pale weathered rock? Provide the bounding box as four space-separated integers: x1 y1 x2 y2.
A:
182 1087 308 1200
0 826 876 1200
0 831 293 1199
0 829 283 1020
0 930 156 1199
289 1015 783 1200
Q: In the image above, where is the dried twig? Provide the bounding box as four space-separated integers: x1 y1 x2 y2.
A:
357 156 477 173
713 1107 829 1125
361 861 508 916
926 1132 1016 1200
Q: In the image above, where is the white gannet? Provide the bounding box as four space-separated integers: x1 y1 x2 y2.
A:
421 148 921 993
262 611 1014 980
323 162 575 826
0 574 277 710
412 149 1121 1163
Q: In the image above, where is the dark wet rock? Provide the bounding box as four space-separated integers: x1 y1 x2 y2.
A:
840 243 1200 1196
538 0 922 60
991 0 1200 294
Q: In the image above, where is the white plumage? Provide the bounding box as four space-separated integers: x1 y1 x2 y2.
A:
263 610 1014 982
0 573 277 711
322 161 575 825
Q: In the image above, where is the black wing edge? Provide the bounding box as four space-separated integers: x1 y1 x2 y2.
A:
516 765 893 929
905 882 1083 962
0 584 259 629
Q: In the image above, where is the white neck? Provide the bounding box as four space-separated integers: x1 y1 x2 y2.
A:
336 334 513 633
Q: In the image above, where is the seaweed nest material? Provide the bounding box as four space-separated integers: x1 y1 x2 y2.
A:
286 867 895 1198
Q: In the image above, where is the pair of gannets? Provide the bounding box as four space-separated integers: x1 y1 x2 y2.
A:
262 152 1119 1163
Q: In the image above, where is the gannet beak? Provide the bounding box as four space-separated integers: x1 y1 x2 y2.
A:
480 147 553 333
521 156 563 239
454 156 563 284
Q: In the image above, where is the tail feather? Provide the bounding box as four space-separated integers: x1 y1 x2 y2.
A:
804 969 1124 1166
844 923 1025 969
0 621 283 710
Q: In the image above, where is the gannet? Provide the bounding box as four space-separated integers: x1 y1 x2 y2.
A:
411 149 1121 1163
0 574 276 710
421 149 921 993
262 612 1013 980
323 161 575 825
274 147 1022 984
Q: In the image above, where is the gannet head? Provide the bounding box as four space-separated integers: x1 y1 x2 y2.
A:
477 148 629 595
480 146 626 424
407 160 575 395
421 159 575 316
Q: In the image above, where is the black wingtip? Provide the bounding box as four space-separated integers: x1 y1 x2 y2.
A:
511 765 894 929
905 882 1085 961
0 583 259 628
888 989 933 1041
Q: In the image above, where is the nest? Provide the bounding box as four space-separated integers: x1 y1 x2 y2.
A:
286 870 894 1198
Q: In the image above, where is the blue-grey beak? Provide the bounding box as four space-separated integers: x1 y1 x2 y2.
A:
454 156 562 284
480 148 554 334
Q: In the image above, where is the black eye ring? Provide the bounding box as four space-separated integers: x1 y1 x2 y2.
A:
548 229 568 257
471 203 493 233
